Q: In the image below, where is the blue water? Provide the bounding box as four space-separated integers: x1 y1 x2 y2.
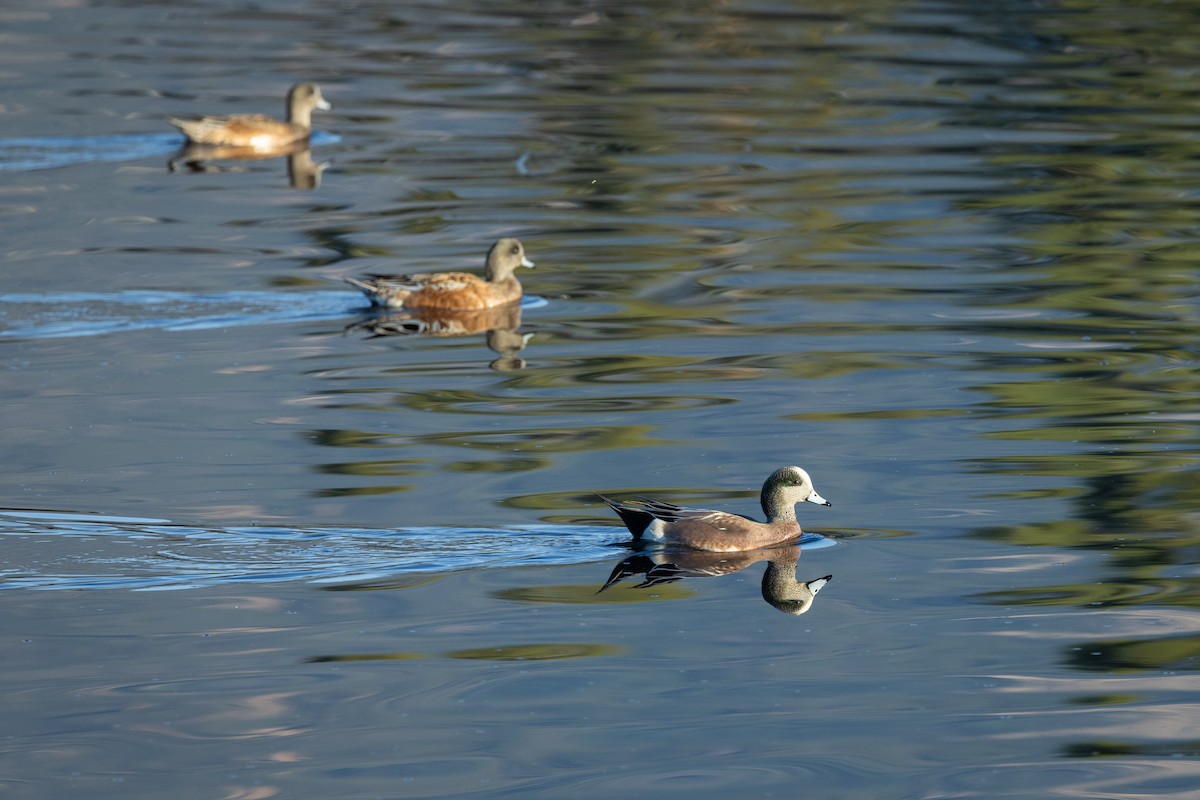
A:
0 131 341 172
0 291 548 339
0 508 832 590
3 1 1199 799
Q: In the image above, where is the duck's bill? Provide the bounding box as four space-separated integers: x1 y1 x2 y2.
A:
317 99 332 111
807 575 833 594
521 257 535 268
806 491 830 507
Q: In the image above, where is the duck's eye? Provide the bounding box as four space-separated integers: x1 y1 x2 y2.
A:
510 245 520 255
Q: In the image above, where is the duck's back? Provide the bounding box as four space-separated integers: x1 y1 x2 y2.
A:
170 114 307 148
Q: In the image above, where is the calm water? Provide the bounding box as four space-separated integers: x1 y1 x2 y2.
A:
2 0 1199 797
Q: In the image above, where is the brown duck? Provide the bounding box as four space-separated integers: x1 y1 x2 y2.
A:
169 82 331 150
345 238 534 310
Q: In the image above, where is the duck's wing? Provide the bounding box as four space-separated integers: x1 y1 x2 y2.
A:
347 272 423 290
408 272 479 293
355 271 480 292
637 499 753 528
169 114 299 146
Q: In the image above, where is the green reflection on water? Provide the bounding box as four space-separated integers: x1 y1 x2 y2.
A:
392 388 734 415
319 459 425 477
978 580 1154 607
446 643 624 661
1062 740 1200 759
1068 694 1140 706
1066 633 1200 673
411 424 662 454
444 458 546 473
936 0 1200 637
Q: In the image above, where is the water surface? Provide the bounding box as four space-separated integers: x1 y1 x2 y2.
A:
2 0 1199 798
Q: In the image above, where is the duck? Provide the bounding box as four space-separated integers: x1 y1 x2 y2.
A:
598 466 830 552
345 238 534 310
168 82 331 150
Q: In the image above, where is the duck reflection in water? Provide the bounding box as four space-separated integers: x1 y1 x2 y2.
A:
598 544 832 616
168 143 328 190
346 302 533 371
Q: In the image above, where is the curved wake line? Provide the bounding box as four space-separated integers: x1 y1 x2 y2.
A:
0 508 833 592
0 290 549 340
0 131 340 172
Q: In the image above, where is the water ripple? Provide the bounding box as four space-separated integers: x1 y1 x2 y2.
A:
0 290 547 339
0 508 831 591
0 131 340 172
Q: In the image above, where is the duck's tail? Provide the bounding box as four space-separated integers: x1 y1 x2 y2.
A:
344 276 411 308
596 494 655 540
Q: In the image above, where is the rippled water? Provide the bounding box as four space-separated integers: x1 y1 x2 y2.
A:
0 508 832 590
2 0 1199 798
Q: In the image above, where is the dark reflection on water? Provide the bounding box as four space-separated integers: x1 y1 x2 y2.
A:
345 301 534 370
1065 633 1200 673
309 642 624 664
597 541 833 616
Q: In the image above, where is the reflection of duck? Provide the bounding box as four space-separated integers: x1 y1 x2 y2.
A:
168 82 331 149
485 328 534 371
599 545 832 616
598 466 830 552
347 303 533 371
286 149 327 190
168 143 328 190
345 238 534 310
349 303 522 337
761 559 832 616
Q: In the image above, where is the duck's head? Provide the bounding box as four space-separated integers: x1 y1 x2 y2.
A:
761 465 830 520
289 82 332 113
485 237 535 280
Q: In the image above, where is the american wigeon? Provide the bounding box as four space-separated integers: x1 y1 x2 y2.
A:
345 238 534 310
598 466 830 552
168 82 331 149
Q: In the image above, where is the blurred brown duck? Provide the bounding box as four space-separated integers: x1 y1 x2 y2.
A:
598 466 830 552
345 238 534 310
168 82 331 150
